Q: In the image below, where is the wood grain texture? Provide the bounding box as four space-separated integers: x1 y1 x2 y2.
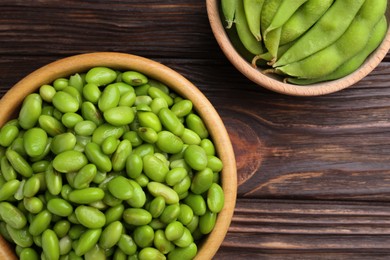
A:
1 0 390 258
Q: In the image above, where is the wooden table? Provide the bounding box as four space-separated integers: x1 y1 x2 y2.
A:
1 1 390 259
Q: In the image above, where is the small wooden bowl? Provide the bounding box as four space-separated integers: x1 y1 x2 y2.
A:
0 52 237 260
206 0 390 96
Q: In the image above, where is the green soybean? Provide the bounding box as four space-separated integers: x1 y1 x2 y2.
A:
184 193 207 216
18 93 42 130
20 247 39 260
0 201 27 229
207 183 225 213
167 242 197 260
126 153 143 179
51 132 77 155
6 149 33 178
99 221 123 249
138 247 166 260
38 115 66 136
117 234 137 256
75 205 106 229
53 150 88 173
47 198 73 217
156 130 184 154
0 179 21 201
81 101 104 126
23 127 48 157
111 139 132 172
104 106 135 126
158 108 185 136
29 210 52 236
191 167 214 194
107 176 133 200
69 187 105 204
82 83 101 103
6 225 33 248
122 71 148 86
184 144 208 171
85 142 112 173
74 228 102 256
143 154 169 182
123 208 152 226
154 229 175 254
133 225 155 248
147 182 179 205
85 67 117 86
0 124 19 147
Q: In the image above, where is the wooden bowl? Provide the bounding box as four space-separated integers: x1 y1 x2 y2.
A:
206 0 390 96
0 52 237 260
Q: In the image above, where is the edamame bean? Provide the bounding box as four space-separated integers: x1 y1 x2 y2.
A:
0 179 21 201
207 183 225 213
23 197 43 214
172 227 193 248
123 208 152 226
20 247 39 260
53 78 68 90
0 201 27 229
82 83 101 104
69 187 105 204
185 114 208 139
1 157 17 181
84 244 107 260
158 108 184 136
104 204 125 225
104 106 135 126
184 193 206 216
61 112 84 129
73 164 97 189
18 93 42 130
53 220 71 238
122 71 148 86
154 229 175 254
99 221 123 249
85 67 117 86
126 153 143 179
101 136 120 155
52 91 80 113
138 247 166 260
199 210 217 235
111 139 132 172
74 120 97 136
148 86 173 106
74 228 102 256
166 167 187 186
98 84 121 112
183 144 208 171
138 127 158 143
38 115 66 136
59 235 72 256
178 204 194 226
6 225 33 248
138 111 162 132
133 225 155 248
143 154 169 182
156 131 184 154
47 198 73 217
150 97 169 114
23 175 40 197
29 210 52 236
107 176 133 200
165 221 184 241
81 102 104 126
127 179 147 208
92 123 125 145
75 205 106 228
160 203 181 224
6 149 33 177
53 150 88 173
85 142 112 173
0 124 19 147
42 229 60 260
147 182 179 205
167 242 197 260
180 128 201 145
51 132 77 155
191 168 213 194
117 234 137 256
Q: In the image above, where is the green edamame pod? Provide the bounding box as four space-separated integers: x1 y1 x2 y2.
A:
18 93 42 130
184 144 208 171
288 16 388 85
221 0 238 29
276 0 387 79
275 0 366 67
243 0 264 41
280 0 334 45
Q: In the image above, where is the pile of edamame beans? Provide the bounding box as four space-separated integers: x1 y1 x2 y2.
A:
0 66 225 260
221 0 388 84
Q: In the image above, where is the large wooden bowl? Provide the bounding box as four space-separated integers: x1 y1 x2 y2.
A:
0 52 237 260
206 0 390 96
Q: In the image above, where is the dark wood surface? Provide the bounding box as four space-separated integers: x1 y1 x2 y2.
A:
1 1 390 259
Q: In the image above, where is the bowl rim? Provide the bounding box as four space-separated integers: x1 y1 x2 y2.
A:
0 52 237 260
206 0 390 96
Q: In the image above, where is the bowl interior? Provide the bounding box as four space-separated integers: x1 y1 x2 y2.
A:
0 52 237 260
206 0 390 96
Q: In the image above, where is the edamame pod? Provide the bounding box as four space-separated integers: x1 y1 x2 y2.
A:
243 0 264 41
221 0 238 29
275 0 366 67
